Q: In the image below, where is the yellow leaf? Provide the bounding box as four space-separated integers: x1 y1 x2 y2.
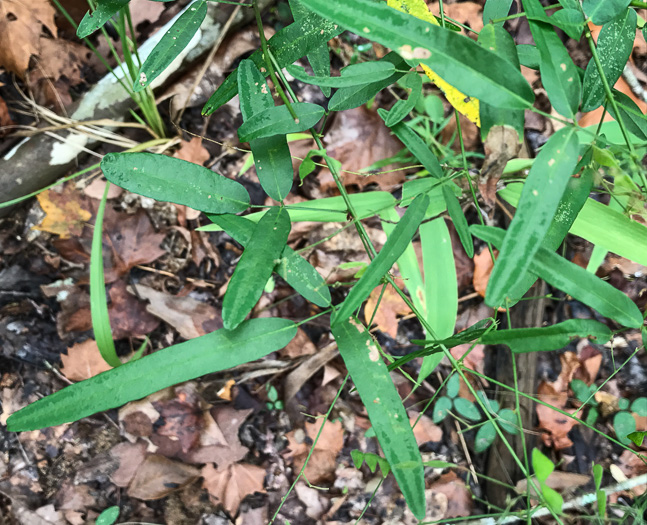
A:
387 0 481 127
34 185 92 239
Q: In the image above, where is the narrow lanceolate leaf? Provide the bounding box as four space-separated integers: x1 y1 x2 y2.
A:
238 60 293 202
331 194 429 325
286 62 396 88
378 109 443 178
208 214 331 307
499 178 647 266
238 103 325 142
332 318 425 519
418 218 457 382
77 0 130 38
329 52 409 111
607 89 647 142
485 127 579 308
202 17 343 115
134 0 206 92
222 208 291 329
385 73 423 127
582 9 637 111
101 152 250 214
7 318 297 431
483 0 514 25
522 0 581 117
301 0 534 109
582 0 632 25
472 226 644 328
506 168 594 305
481 319 613 352
289 0 333 97
442 185 473 257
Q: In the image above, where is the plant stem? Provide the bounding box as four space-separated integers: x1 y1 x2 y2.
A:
490 2 563 24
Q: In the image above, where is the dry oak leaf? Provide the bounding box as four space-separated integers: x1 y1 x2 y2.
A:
127 455 200 500
286 417 344 484
0 0 57 76
202 462 266 515
60 339 113 382
34 185 92 239
473 247 496 298
173 137 210 165
429 471 473 519
34 36 90 85
364 281 411 338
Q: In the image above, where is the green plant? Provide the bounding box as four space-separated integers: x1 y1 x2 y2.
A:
6 0 647 520
266 384 284 411
95 506 120 525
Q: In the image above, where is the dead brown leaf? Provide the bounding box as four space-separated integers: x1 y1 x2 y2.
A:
109 441 148 487
34 36 90 86
472 247 496 298
0 95 14 137
128 455 200 500
281 327 317 359
173 137 210 165
317 107 406 192
429 471 472 518
131 284 222 339
83 179 123 200
34 185 92 239
479 125 521 207
60 339 113 382
151 385 202 456
285 417 344 484
0 0 57 76
202 462 266 515
410 412 442 445
439 1 484 35
364 281 411 338
108 280 160 340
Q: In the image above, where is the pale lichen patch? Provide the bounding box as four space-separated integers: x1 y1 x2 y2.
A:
548 158 555 167
560 63 566 71
398 45 431 60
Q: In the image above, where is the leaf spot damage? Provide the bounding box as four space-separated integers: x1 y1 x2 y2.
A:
398 45 431 60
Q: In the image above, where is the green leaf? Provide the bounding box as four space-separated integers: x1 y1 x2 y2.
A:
582 9 637 111
101 152 250 214
286 61 396 88
222 208 291 330
627 431 647 447
238 103 325 142
446 374 460 398
570 379 593 404
442 185 473 257
582 0 631 25
532 448 554 483
77 0 130 38
476 391 500 414
516 44 540 69
593 463 603 490
329 52 409 111
379 109 443 178
90 183 120 368
498 408 519 434
632 398 647 416
350 450 392 476
6 318 297 431
433 396 452 423
549 8 585 41
331 194 429 325
614 411 637 445
238 60 293 201
471 225 644 328
454 397 481 421
480 319 613 353
483 0 513 25
485 127 579 307
301 0 534 109
96 506 120 525
385 73 423 127
202 17 343 114
505 167 595 306
523 0 581 117
607 89 647 142
499 181 647 266
475 421 496 452
332 318 425 519
542 485 564 514
619 398 630 410
134 1 207 92
418 218 457 382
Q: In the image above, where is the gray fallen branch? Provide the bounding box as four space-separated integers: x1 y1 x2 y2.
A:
0 0 265 217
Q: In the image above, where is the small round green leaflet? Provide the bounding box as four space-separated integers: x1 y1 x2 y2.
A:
222 207 291 330
532 448 554 483
286 61 396 88
332 318 425 520
6 318 297 432
134 0 208 92
237 103 325 142
614 411 636 445
100 152 250 214
497 408 519 434
77 0 130 38
433 396 452 423
454 397 481 421
632 398 647 417
96 506 120 525
475 421 496 452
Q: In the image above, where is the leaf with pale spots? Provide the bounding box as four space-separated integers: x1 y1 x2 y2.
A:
332 317 425 519
484 127 579 307
237 102 325 142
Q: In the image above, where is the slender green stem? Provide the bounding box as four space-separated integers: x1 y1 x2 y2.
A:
631 0 647 8
490 2 563 24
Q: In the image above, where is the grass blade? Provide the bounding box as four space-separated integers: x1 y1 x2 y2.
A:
6 318 297 431
332 194 429 325
208 214 331 307
485 127 579 307
332 318 425 519
101 152 250 214
472 225 644 328
481 319 613 352
222 207 291 329
134 0 207 92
